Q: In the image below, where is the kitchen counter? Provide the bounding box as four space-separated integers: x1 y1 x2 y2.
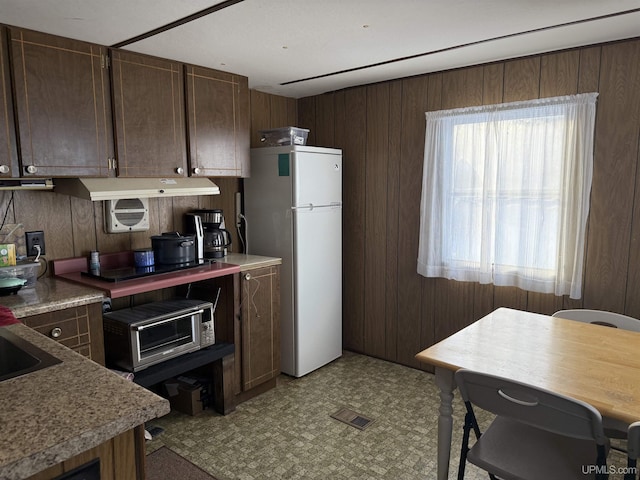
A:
0 322 170 480
222 253 282 271
0 277 104 318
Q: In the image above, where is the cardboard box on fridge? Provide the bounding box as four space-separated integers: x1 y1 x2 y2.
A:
163 376 204 416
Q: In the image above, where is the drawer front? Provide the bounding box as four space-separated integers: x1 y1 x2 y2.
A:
22 305 98 361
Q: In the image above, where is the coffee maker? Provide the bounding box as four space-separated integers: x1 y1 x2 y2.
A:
186 209 232 258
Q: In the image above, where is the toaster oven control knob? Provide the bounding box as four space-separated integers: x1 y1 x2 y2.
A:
0 165 9 174
175 167 184 175
192 167 202 175
50 327 62 338
25 165 38 174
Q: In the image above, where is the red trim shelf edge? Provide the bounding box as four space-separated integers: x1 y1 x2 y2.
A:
52 254 240 299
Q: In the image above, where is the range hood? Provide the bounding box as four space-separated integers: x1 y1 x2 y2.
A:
53 177 220 201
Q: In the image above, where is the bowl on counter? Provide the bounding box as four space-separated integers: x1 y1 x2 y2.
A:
0 277 27 296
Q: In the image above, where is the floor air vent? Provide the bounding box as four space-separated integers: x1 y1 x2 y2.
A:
330 408 375 430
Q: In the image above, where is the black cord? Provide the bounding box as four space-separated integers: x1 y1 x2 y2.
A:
37 257 48 279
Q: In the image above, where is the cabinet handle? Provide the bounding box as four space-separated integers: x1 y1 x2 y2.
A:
25 165 38 174
0 165 9 174
50 327 62 338
244 273 251 281
192 167 202 175
176 167 184 175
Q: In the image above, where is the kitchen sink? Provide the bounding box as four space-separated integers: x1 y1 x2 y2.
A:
0 328 61 382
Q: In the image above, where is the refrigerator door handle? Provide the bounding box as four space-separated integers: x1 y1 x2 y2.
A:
292 203 315 211
292 202 342 211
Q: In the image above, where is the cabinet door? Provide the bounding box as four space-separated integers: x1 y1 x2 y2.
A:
0 26 18 178
185 65 249 177
9 28 113 177
240 265 280 390
110 50 187 178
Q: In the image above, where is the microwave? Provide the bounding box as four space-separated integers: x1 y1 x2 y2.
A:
103 298 215 372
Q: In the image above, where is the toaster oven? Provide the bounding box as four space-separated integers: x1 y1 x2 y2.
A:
103 298 215 372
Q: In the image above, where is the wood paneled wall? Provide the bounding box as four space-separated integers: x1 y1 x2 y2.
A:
0 177 241 266
249 90 298 147
298 38 640 370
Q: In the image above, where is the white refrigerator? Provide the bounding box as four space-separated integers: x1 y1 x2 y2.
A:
244 145 342 377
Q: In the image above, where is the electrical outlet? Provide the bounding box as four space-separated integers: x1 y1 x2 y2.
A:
25 231 46 256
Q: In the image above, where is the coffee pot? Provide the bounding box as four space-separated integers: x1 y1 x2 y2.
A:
187 209 232 258
204 228 232 258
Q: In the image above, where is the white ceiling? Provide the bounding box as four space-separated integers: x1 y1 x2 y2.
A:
2 0 640 98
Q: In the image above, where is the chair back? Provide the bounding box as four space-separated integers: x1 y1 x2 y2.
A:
455 369 606 444
552 309 640 331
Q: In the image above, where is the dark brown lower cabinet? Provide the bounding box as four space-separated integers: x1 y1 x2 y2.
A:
239 266 281 393
26 425 144 480
185 265 281 402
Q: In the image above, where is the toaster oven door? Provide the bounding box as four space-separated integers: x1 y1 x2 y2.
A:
132 310 201 370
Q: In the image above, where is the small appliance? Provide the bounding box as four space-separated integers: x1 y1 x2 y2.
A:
184 213 205 260
188 209 232 258
102 298 215 372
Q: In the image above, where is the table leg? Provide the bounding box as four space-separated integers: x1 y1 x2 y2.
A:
434 366 455 480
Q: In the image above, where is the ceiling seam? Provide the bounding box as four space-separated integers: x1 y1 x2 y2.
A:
280 7 640 86
110 0 246 48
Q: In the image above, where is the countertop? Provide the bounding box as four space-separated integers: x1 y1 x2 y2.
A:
221 253 282 271
0 254 281 315
0 277 104 318
52 252 280 299
0 322 170 480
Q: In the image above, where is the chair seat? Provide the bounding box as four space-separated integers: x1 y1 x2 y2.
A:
468 416 609 480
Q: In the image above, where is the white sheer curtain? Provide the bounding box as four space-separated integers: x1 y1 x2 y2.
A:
417 93 598 299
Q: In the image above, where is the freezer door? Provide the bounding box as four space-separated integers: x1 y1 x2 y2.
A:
292 204 342 377
292 149 342 207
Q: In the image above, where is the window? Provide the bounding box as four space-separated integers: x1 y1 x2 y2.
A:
417 93 598 299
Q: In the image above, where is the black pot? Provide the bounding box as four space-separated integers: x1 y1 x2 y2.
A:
151 233 195 265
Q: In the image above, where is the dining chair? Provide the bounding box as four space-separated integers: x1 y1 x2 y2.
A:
551 309 640 331
625 422 640 480
552 309 640 443
455 369 609 480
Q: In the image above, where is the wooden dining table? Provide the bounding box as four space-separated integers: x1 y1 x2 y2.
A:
415 307 640 480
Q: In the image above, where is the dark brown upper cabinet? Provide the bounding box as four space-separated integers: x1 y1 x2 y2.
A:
110 50 187 178
0 26 19 178
9 28 114 177
185 65 250 178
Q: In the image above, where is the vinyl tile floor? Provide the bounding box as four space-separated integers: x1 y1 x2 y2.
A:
145 351 629 479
